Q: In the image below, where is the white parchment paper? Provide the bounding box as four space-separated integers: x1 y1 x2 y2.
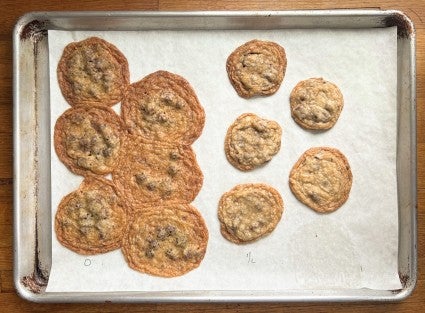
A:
47 27 400 292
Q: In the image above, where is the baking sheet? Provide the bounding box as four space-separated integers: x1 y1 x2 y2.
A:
46 27 401 292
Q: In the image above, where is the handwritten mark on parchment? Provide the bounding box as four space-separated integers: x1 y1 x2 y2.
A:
246 252 256 264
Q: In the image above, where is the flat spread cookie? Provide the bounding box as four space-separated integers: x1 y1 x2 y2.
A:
225 113 282 171
289 147 352 213
122 70 205 145
290 78 344 130
112 134 203 208
55 177 127 255
122 204 208 277
218 183 283 244
54 106 124 176
226 39 287 98
57 37 130 107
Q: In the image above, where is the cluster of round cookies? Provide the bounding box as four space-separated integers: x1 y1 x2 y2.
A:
218 39 353 245
52 36 354 278
54 37 208 277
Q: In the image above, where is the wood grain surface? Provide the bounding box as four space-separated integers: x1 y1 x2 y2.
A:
1 0 424 311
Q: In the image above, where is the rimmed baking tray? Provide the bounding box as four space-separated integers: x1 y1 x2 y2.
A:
13 10 416 302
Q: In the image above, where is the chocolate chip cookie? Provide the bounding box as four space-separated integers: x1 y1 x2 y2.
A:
225 113 282 171
57 37 130 107
122 204 208 277
122 70 205 145
55 177 128 255
54 106 125 176
289 147 353 213
112 134 203 209
290 78 344 130
226 39 287 98
218 183 284 244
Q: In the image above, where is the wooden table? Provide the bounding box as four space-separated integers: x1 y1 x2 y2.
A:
1 0 423 311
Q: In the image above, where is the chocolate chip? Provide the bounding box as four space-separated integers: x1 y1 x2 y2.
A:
165 248 178 260
148 239 159 249
145 249 155 258
167 165 179 177
134 173 146 185
165 225 176 236
169 151 180 160
102 148 112 157
146 182 156 191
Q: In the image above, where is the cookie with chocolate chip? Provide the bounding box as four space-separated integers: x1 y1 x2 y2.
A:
226 39 287 98
55 177 128 255
122 70 205 145
290 78 344 130
218 183 283 244
112 134 203 209
289 147 352 213
54 106 125 176
225 113 282 171
122 204 208 277
57 36 130 107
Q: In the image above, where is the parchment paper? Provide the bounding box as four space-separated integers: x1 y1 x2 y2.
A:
46 27 400 292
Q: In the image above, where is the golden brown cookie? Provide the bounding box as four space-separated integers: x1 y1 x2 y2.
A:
112 134 203 209
290 78 344 130
57 36 130 107
226 39 287 98
225 113 282 171
218 183 284 244
121 70 205 145
54 106 125 176
122 204 208 277
289 147 353 213
55 177 128 255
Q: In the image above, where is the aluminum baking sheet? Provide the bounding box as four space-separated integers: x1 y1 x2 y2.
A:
13 10 417 302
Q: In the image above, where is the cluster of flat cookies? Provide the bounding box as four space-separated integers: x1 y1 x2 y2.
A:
54 37 208 277
218 39 353 244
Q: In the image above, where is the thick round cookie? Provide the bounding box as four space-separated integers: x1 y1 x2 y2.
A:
225 113 282 171
122 204 208 277
57 36 130 107
55 177 128 255
122 70 205 145
54 106 125 176
226 39 287 98
290 78 344 130
112 134 203 209
218 183 284 244
289 147 353 213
